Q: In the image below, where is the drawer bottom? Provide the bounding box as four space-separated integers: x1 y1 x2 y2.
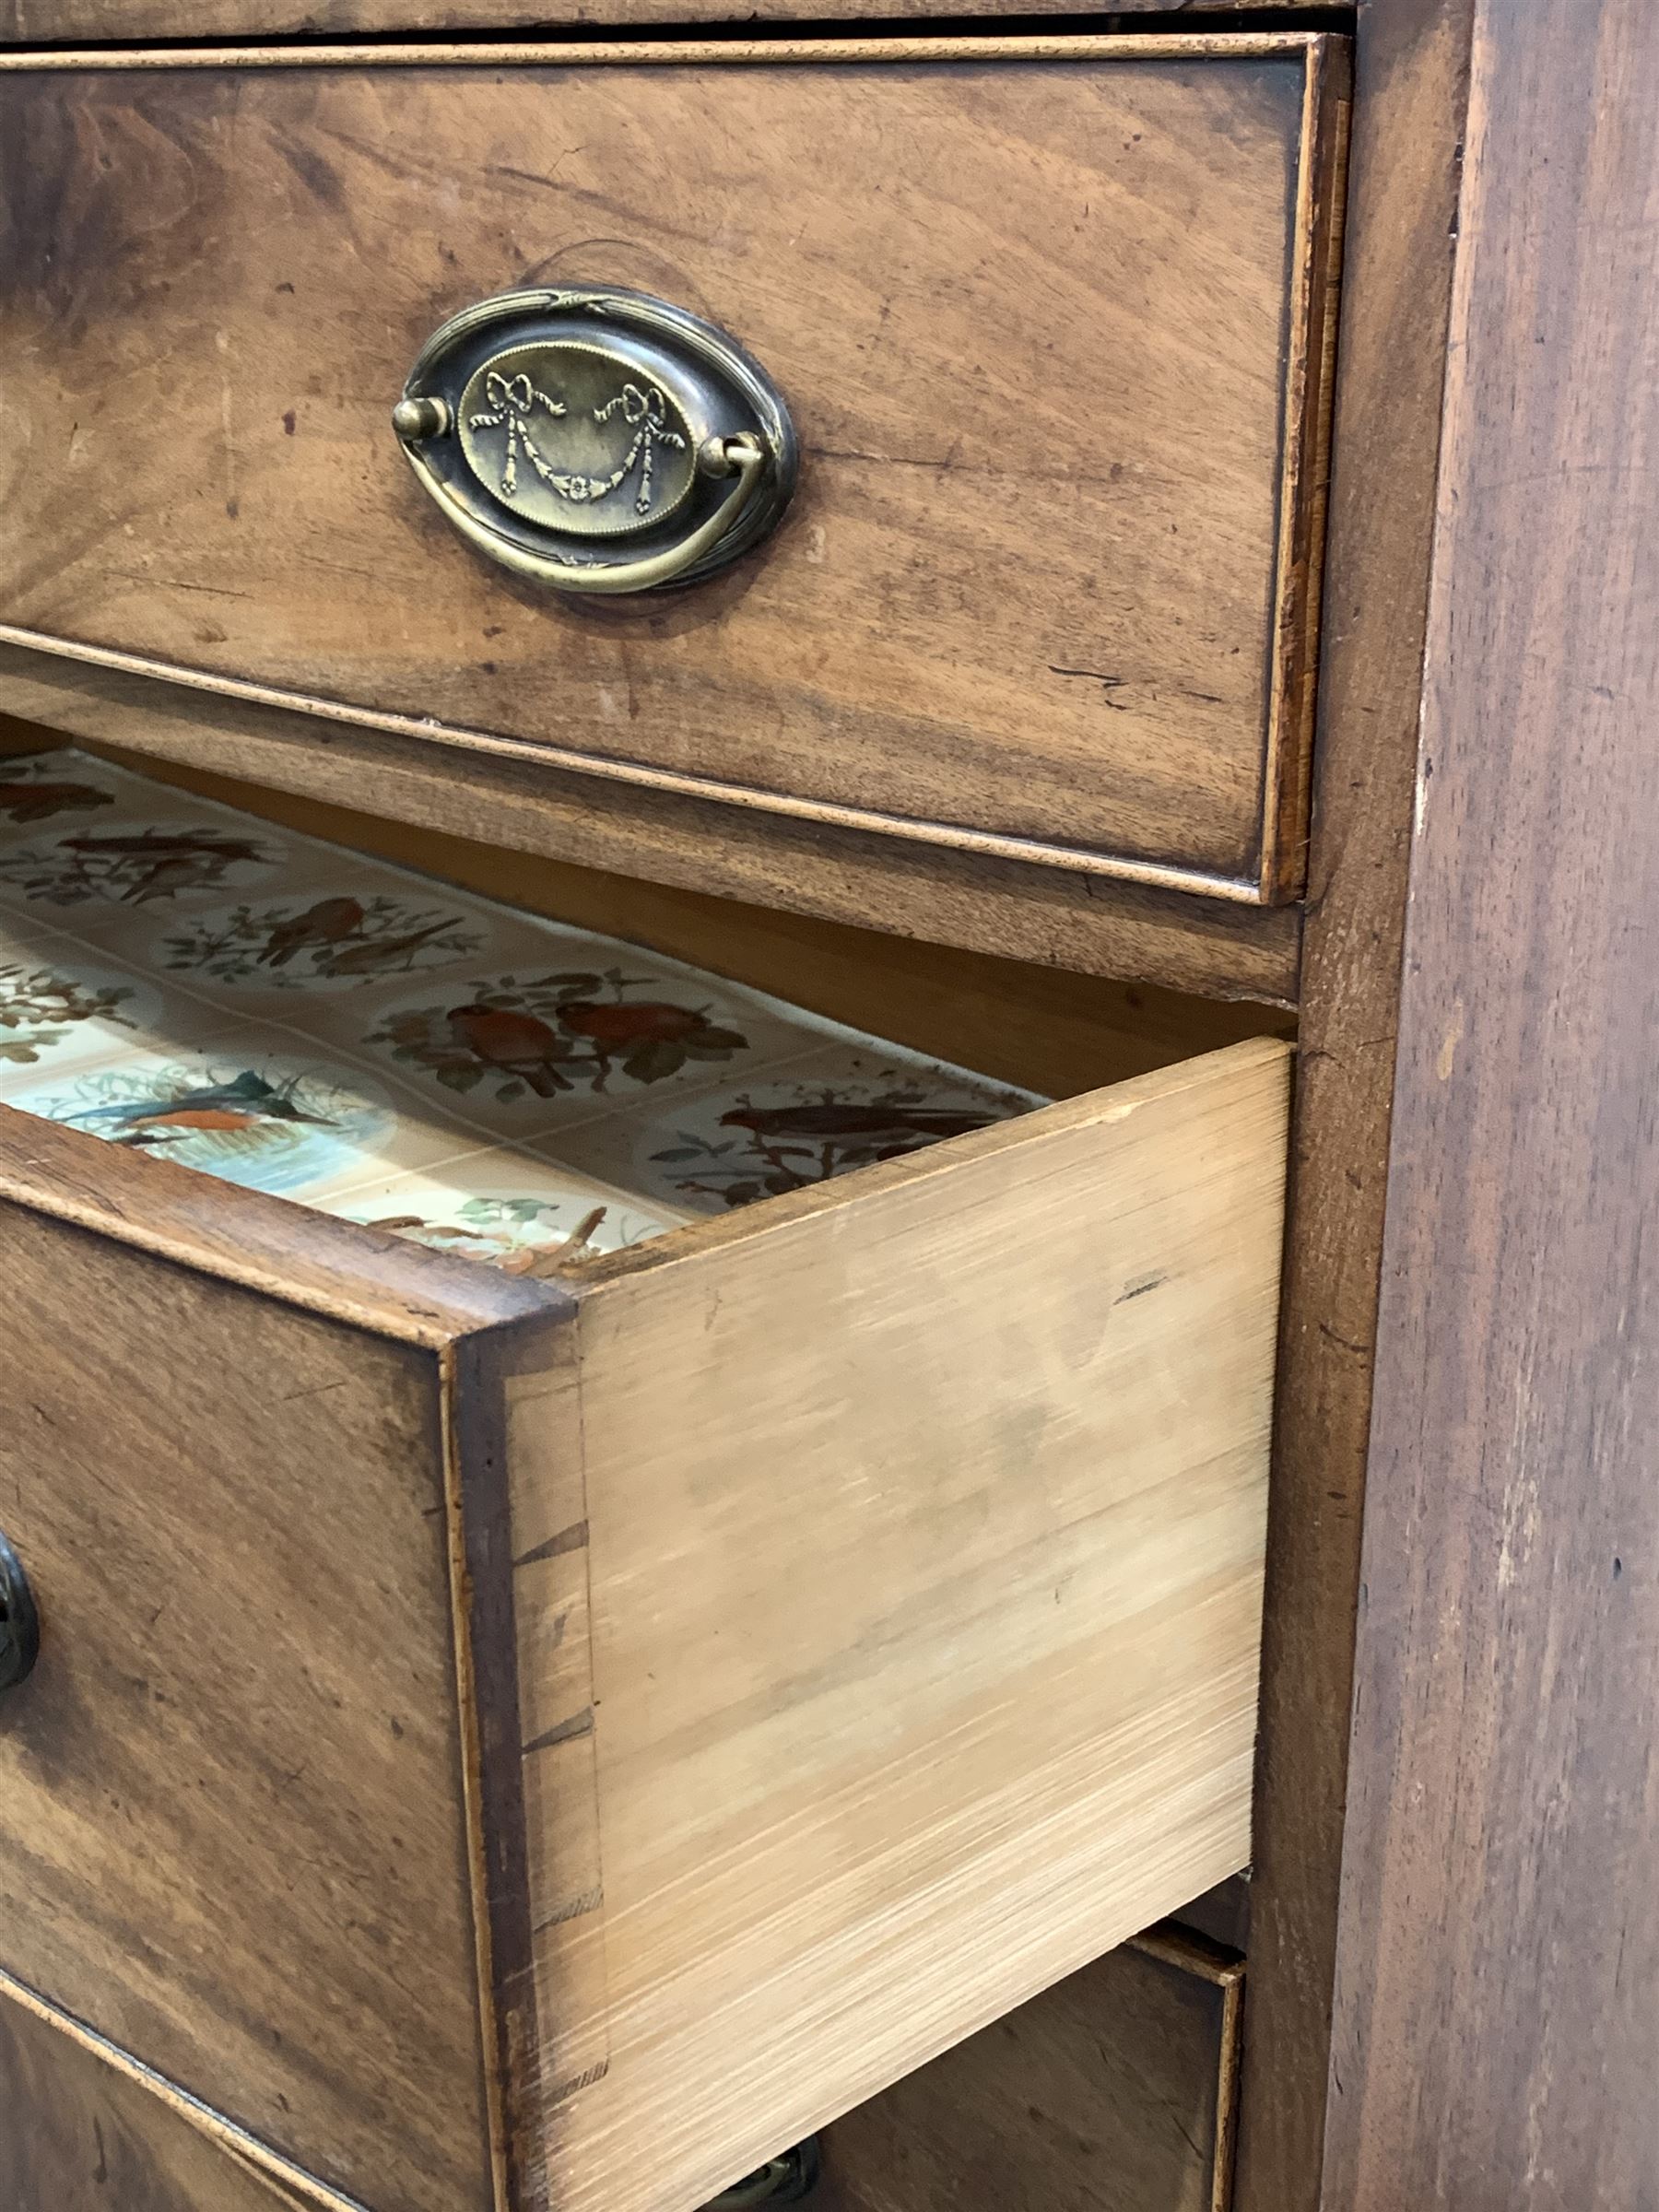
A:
0 745 1043 1275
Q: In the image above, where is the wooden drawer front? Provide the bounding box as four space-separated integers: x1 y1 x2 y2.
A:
0 1983 306 2212
0 1030 1285 2212
0 37 1344 908
0 1161 521 2212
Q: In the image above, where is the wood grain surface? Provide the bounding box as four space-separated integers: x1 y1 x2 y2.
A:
1230 5 1476 2208
818 1927 1243 2212
1323 1 1659 2205
517 1040 1288 2212
0 0 1323 39
0 39 1344 903
0 1106 558 2212
0 658 1304 1006
0 1985 321 2212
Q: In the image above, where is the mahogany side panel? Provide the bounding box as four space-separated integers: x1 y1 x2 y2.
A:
1230 6 1477 2206
1324 0 1659 2203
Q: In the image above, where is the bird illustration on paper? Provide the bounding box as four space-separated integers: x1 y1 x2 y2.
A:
444 1003 576 1096
324 912 470 977
717 1097 995 1147
54 828 273 904
0 777 116 826
257 896 366 967
559 998 708 1047
64 1068 340 1147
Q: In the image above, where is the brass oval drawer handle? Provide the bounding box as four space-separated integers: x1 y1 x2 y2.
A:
394 286 797 596
0 1530 39 1692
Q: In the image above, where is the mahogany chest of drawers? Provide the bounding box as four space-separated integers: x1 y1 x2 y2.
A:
2 6 1649 2212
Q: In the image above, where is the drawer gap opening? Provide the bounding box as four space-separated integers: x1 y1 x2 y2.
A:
0 721 1290 1282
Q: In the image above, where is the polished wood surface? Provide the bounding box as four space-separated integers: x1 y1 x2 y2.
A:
0 658 1303 1006
0 1987 313 2212
1324 1 1659 2204
818 1927 1243 2212
0 1106 552 2212
0 0 1324 37
1230 5 1477 2208
520 1039 1288 2212
0 38 1344 905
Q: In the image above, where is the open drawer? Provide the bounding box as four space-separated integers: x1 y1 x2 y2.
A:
0 749 1288 2212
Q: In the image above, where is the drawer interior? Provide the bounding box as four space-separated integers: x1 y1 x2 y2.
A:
0 735 1287 1261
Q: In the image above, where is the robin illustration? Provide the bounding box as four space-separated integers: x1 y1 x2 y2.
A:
258 896 366 967
446 1002 575 1095
67 1068 337 1146
0 778 115 825
559 996 747 1086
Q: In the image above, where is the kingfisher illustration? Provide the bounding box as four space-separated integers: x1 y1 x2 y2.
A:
65 1068 339 1147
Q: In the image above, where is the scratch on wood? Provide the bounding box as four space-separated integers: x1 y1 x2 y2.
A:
1436 997 1465 1082
1049 665 1132 709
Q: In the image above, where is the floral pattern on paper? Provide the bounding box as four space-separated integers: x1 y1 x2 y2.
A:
359 1194 628 1274
0 962 140 1064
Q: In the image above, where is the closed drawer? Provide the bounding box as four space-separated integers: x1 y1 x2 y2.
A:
0 747 1288 2212
0 34 1345 910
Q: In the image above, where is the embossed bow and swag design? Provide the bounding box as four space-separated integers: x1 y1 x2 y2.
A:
467 368 686 515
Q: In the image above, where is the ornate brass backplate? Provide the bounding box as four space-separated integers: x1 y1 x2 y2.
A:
394 287 798 595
